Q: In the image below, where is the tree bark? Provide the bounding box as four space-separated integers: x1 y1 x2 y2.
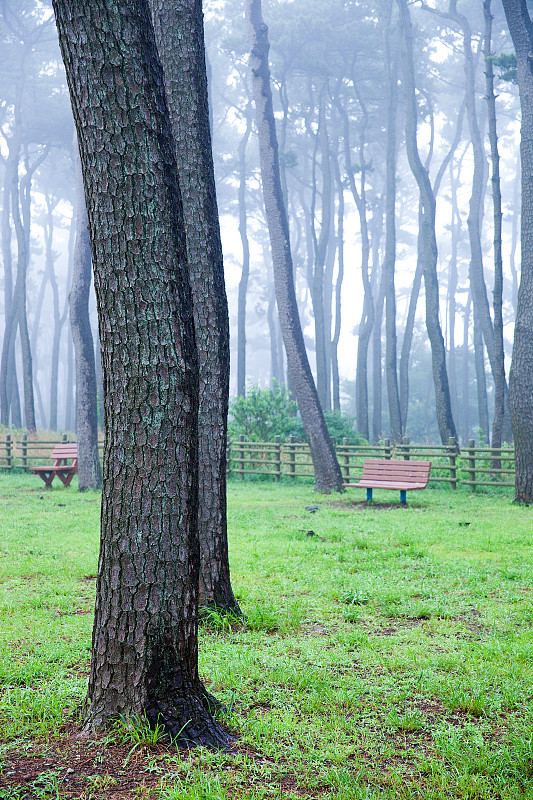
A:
150 0 240 614
69 137 102 491
53 0 230 747
501 0 533 502
246 0 343 492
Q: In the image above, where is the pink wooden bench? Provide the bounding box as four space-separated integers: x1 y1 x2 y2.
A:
343 459 431 505
29 443 78 488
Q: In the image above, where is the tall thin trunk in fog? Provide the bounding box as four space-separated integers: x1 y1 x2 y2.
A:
474 305 489 441
427 1 511 444
69 139 102 490
11 145 46 433
372 279 385 444
150 0 241 612
447 161 461 426
400 103 464 432
462 292 471 444
45 194 69 432
331 149 344 412
0 138 22 428
335 89 372 439
246 0 343 492
65 218 76 432
382 4 402 442
509 165 520 315
398 0 457 444
309 85 332 411
237 102 253 397
484 0 509 449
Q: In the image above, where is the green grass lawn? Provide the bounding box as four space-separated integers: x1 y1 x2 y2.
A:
1 475 533 799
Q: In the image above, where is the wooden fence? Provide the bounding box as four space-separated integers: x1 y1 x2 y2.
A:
226 435 516 491
0 433 516 491
0 434 104 472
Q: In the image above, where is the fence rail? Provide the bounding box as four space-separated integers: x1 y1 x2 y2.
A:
226 435 516 491
0 433 517 491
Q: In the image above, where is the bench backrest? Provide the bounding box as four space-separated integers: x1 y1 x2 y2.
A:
361 459 431 485
50 444 78 464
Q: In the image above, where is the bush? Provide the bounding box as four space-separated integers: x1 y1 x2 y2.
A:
228 383 367 445
228 382 297 442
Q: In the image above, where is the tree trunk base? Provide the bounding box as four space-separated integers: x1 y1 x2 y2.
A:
146 687 234 750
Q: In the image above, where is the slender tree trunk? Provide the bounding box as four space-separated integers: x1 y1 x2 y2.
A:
509 164 520 315
150 0 240 613
461 293 472 445
309 87 332 411
372 278 385 444
382 5 402 442
399 220 424 432
474 304 489 442
501 0 533 502
398 0 457 443
69 138 102 490
0 142 21 428
331 151 344 412
335 91 372 439
237 105 252 398
45 195 61 431
484 0 510 449
53 0 230 746
12 148 43 434
246 0 343 491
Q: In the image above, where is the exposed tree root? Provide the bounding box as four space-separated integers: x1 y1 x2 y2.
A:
146 689 234 750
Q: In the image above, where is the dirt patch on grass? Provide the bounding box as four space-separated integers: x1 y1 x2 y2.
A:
1 727 181 799
329 500 424 511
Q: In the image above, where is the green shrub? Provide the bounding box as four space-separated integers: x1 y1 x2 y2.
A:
228 383 367 444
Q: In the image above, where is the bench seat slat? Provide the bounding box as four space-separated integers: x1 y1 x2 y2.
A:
343 458 431 503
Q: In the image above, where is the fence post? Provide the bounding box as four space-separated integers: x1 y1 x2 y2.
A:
21 433 28 471
274 435 281 482
5 434 12 470
239 434 245 480
289 435 296 480
468 439 476 492
384 438 391 460
342 437 350 481
402 436 410 460
62 433 68 444
448 437 457 490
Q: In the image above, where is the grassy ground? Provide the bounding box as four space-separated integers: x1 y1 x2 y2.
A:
0 475 532 799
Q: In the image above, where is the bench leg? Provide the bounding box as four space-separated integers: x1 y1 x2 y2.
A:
400 489 407 505
366 488 373 502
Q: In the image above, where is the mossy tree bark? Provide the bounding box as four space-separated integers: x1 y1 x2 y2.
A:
53 0 231 748
501 0 533 502
150 0 240 615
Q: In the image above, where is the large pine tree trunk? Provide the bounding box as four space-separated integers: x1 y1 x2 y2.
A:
53 0 230 747
246 0 343 492
69 139 102 491
501 0 533 502
150 0 240 614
